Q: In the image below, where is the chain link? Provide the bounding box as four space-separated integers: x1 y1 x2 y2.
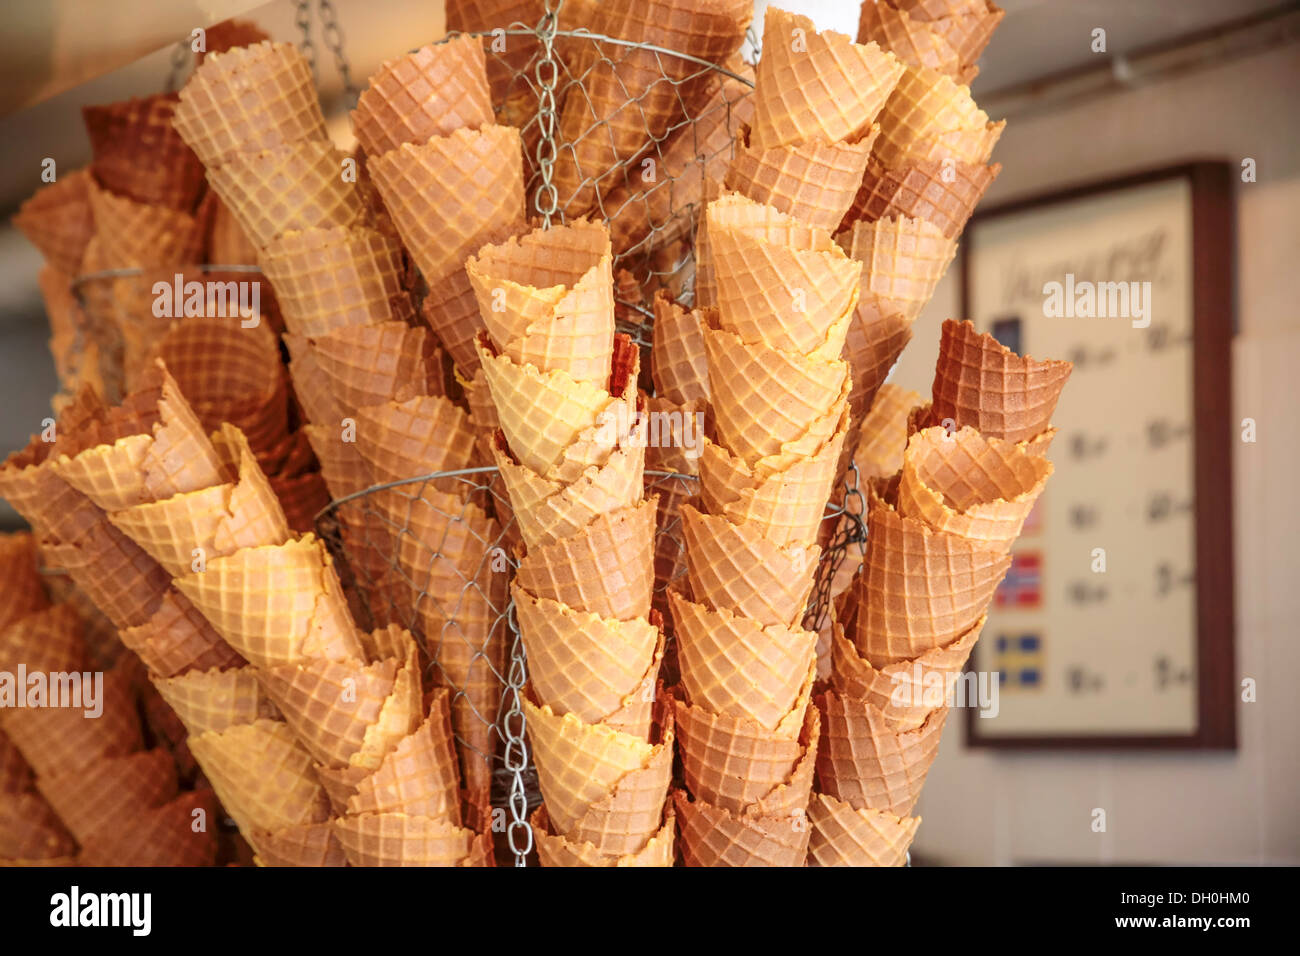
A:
803 462 868 633
318 0 360 104
295 0 317 80
531 0 564 226
164 38 192 93
500 600 533 865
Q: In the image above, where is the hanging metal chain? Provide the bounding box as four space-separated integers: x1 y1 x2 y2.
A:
295 0 317 80
803 462 869 633
532 0 564 226
500 591 533 865
163 38 192 92
318 0 360 104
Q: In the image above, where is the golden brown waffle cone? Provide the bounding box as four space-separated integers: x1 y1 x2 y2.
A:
0 605 86 679
671 590 817 730
83 94 203 211
77 788 221 867
856 0 990 79
188 718 331 834
173 535 363 670
928 1 1005 65
844 157 999 237
894 0 990 20
750 7 903 152
332 812 477 866
206 141 363 250
816 689 947 815
515 585 659 729
0 790 77 860
706 326 850 469
806 791 918 866
261 225 410 337
366 124 525 286
200 18 271 60
839 215 957 322
446 0 542 98
873 64 1003 167
422 267 489 374
341 695 461 821
86 180 207 267
0 671 141 779
675 690 819 815
51 363 226 512
493 431 644 550
12 169 96 274
1 729 33 793
850 384 922 484
549 0 748 217
351 35 493 157
468 220 615 387
269 469 331 535
153 665 278 736
673 789 810 867
898 425 1052 551
108 431 290 578
208 194 260 265
292 322 438 415
36 748 177 843
650 290 710 404
843 296 914 432
515 497 656 621
831 614 981 732
680 503 819 628
707 193 861 360
851 480 1010 666
523 699 662 836
532 805 674 867
605 68 755 256
698 421 845 551
119 588 244 678
0 535 49 630
173 42 327 167
37 525 173 632
248 821 347 867
931 319 1074 444
352 393 478 486
725 124 876 232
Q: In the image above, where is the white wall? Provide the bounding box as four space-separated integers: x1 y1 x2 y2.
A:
890 43 1300 865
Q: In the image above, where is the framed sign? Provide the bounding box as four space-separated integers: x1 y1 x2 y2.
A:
962 162 1235 749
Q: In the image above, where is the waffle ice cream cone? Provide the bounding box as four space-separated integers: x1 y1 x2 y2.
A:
851 480 1010 666
260 225 409 337
248 821 348 867
873 64 1003 167
856 0 997 80
842 302 915 432
206 140 363 249
332 812 477 866
898 425 1052 551
77 789 221 867
725 125 876 231
173 42 328 167
0 602 82 676
707 193 861 359
36 748 177 843
336 700 462 821
532 805 674 867
673 789 810 867
422 268 489 374
0 790 77 861
37 526 173 631
208 194 260 264
930 319 1073 443
153 666 278 736
514 497 656 622
85 179 208 267
352 36 494 157
288 322 438 415
119 588 244 678
844 157 999 237
650 291 710 404
0 534 48 631
366 124 525 286
12 169 95 274
0 671 141 779
515 586 660 730
352 393 478 487
750 8 903 153
680 503 819 628
838 216 957 322
806 791 918 866
83 93 204 210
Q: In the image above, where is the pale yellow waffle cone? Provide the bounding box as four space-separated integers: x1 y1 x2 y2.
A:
725 125 876 231
206 140 363 250
173 535 363 670
930 319 1073 443
844 157 999 238
897 425 1052 551
706 193 861 360
650 290 710 404
514 497 657 622
173 42 327 167
673 789 810 867
671 590 818 730
873 64 1003 167
515 585 658 719
838 215 957 322
260 225 409 337
806 791 918 867
831 615 982 732
857 0 973 78
750 7 904 152
187 718 331 835
332 812 477 867
248 821 348 867
153 665 279 737
351 35 493 156
36 748 177 843
705 324 850 467
341 693 461 821
848 384 922 483
532 805 674 867
293 322 439 415
816 689 947 815
680 503 819 628
366 125 525 286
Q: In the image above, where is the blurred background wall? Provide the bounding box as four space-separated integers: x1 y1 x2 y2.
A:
0 0 1296 863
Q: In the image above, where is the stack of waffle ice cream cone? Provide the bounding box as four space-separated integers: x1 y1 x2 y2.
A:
467 219 673 865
